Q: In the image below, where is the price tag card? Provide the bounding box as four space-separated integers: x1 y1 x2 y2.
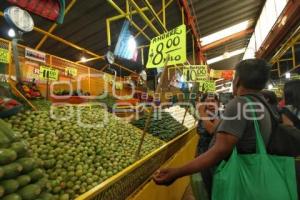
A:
183 65 208 82
146 25 186 68
115 82 123 90
39 66 59 81
0 48 9 64
65 67 77 77
200 80 216 92
103 73 113 84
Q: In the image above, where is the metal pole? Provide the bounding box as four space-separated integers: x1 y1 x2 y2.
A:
192 35 195 65
135 56 170 159
12 38 21 82
128 0 161 35
135 0 174 38
141 0 166 31
88 68 91 94
106 7 150 46
35 0 77 50
181 6 185 24
8 41 12 79
107 0 151 41
100 64 109 72
292 45 296 68
141 48 144 65
46 71 49 100
162 0 166 28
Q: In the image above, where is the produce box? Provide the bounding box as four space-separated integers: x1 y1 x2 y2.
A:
76 127 196 200
131 111 188 141
164 106 197 129
50 96 87 104
30 99 52 111
5 106 164 199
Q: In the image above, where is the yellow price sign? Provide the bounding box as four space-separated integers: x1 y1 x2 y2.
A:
65 67 77 77
200 80 216 92
146 25 186 68
39 66 59 81
103 73 113 84
0 48 9 64
115 82 123 90
183 65 208 82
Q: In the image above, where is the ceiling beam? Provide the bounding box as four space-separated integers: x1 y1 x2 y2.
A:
135 0 174 38
257 0 300 59
128 0 161 35
0 11 138 75
107 0 151 42
35 0 77 50
0 11 103 59
202 28 253 51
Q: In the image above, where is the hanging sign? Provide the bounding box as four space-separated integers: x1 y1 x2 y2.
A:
146 24 186 68
200 80 216 92
115 82 123 90
33 68 40 74
221 70 234 80
39 66 59 81
183 65 208 82
103 73 113 84
0 48 9 64
65 67 77 77
209 69 223 79
25 48 46 63
7 0 66 24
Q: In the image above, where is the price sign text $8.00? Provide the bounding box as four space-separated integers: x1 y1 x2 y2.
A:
146 25 186 68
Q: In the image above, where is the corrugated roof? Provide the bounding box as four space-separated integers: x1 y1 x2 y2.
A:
0 0 183 76
189 0 265 69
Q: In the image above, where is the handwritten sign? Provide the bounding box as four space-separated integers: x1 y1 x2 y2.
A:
0 48 9 64
146 25 186 68
115 82 123 90
39 66 59 81
103 73 113 84
200 80 216 92
183 65 208 82
65 67 77 77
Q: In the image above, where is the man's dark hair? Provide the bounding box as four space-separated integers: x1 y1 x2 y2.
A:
284 80 300 110
235 59 270 90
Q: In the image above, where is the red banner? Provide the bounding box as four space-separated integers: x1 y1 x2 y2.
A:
221 70 234 80
8 0 60 22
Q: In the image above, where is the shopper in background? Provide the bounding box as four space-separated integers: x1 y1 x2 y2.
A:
281 80 300 129
197 93 220 155
261 90 279 115
196 93 220 196
153 59 272 197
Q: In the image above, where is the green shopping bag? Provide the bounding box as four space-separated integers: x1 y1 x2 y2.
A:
212 97 298 200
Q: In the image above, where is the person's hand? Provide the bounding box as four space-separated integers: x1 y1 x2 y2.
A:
152 168 179 186
199 103 206 116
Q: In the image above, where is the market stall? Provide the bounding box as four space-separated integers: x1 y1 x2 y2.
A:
0 0 207 199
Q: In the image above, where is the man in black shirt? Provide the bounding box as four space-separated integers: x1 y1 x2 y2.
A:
153 59 271 188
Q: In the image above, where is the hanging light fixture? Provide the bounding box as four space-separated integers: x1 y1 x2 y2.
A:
8 28 16 38
268 84 273 90
80 56 87 63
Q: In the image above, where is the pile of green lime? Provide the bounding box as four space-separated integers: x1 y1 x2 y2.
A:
0 120 53 200
6 106 163 199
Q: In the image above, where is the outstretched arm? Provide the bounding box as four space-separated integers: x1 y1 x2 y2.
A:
153 132 238 185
